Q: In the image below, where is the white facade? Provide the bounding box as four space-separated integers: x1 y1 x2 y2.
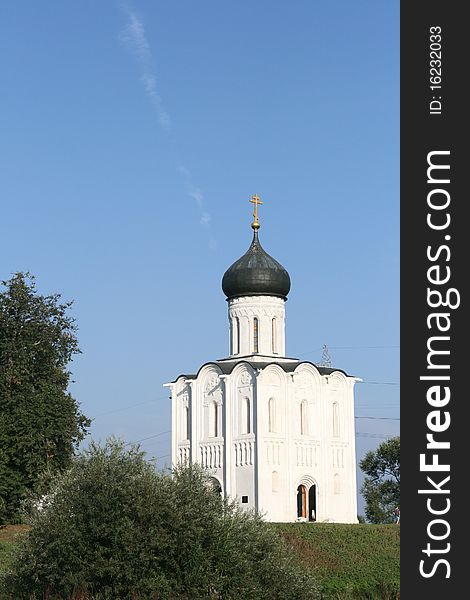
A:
165 291 359 523
228 296 286 357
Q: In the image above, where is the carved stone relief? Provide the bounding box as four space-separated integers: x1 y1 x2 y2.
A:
240 371 252 386
181 391 189 408
203 374 223 406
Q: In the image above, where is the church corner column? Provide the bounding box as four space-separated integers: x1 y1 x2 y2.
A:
285 372 295 521
349 377 360 522
219 374 231 497
253 367 262 514
319 374 329 522
163 382 177 467
185 379 196 465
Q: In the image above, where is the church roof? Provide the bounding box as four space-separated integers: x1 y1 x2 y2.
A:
170 359 351 383
221 230 291 300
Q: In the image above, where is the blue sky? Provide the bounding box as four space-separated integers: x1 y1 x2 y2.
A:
0 1 399 514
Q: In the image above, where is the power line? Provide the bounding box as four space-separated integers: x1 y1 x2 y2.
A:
356 432 395 439
355 416 399 421
355 405 399 409
91 395 170 419
331 345 399 350
127 430 171 446
298 345 399 358
88 375 398 425
358 381 400 386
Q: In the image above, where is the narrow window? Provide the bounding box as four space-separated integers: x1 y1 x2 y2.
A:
210 401 218 438
300 400 308 435
184 405 190 440
232 317 240 355
253 317 259 353
268 397 275 433
240 397 251 434
235 317 240 354
245 397 251 434
272 318 276 353
333 402 339 437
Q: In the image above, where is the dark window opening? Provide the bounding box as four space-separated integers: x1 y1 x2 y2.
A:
241 495 249 503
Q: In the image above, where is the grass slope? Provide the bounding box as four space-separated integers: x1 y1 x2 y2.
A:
276 523 400 599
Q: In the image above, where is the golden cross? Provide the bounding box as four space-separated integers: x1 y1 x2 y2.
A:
250 194 263 228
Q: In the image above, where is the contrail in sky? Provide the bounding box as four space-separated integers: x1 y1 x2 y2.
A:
119 6 171 129
119 2 215 248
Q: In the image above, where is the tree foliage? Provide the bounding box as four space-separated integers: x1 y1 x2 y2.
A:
6 439 319 599
0 273 90 523
359 436 400 524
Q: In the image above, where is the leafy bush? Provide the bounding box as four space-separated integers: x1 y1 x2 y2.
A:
5 439 318 599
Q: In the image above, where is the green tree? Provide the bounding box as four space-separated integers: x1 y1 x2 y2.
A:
6 439 319 599
0 272 90 523
360 436 400 524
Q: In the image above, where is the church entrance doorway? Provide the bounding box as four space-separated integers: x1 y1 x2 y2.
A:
296 483 317 521
308 484 317 521
297 484 307 518
208 477 222 497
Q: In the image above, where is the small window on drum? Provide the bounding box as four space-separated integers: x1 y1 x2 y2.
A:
253 317 259 353
235 317 240 354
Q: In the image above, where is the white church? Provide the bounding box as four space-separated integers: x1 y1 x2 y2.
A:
165 196 358 523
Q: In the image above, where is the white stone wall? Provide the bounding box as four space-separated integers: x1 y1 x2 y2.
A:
228 296 286 357
167 361 358 523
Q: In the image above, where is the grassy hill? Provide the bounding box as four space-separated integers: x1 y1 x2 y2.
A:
1 523 399 599
276 522 400 599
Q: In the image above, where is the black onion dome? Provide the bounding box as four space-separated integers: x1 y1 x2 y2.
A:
222 231 291 300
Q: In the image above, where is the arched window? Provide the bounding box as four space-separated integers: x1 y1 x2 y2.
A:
272 471 280 493
268 397 275 433
240 397 250 434
333 402 339 437
209 401 218 438
253 317 259 353
272 318 276 353
300 400 308 435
